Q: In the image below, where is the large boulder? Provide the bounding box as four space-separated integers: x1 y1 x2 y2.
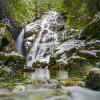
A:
0 51 25 79
85 68 100 90
0 51 25 68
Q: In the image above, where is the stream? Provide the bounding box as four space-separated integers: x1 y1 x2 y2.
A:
0 68 100 100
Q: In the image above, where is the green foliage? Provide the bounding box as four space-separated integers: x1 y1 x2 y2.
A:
33 0 97 29
6 0 36 27
60 0 96 29
80 15 100 40
3 0 97 29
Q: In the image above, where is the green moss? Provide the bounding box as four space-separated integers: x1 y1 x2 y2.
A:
0 23 17 51
0 51 25 69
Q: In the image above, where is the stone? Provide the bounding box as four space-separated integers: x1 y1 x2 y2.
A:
28 56 32 61
42 30 48 34
95 62 100 68
49 23 57 31
85 68 100 90
49 23 64 32
56 24 64 31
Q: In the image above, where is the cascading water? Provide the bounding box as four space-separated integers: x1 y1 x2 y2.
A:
26 11 63 67
31 68 50 80
16 29 25 54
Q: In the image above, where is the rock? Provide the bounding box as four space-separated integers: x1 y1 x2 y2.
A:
0 51 25 71
85 68 100 90
95 62 100 68
56 24 65 31
28 56 32 61
24 25 41 39
13 85 25 92
24 31 36 39
49 23 64 32
0 65 15 78
49 23 57 31
42 30 48 35
24 42 32 53
56 15 65 23
0 23 17 51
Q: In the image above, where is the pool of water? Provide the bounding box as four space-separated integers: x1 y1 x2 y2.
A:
0 84 67 100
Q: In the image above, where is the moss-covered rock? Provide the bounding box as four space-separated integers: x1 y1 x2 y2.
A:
24 25 41 39
85 68 100 90
0 51 25 69
0 23 17 51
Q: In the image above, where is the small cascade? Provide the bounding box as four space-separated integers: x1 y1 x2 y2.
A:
26 11 64 67
31 68 50 80
16 29 25 54
25 68 50 80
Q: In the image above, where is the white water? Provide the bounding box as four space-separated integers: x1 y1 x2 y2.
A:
26 11 61 67
31 68 50 80
16 29 25 54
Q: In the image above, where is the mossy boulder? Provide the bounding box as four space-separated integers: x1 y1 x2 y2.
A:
0 65 14 79
0 51 25 69
0 23 17 51
49 23 64 32
85 68 100 90
24 25 41 39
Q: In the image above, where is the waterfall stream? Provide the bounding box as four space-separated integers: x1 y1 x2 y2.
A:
27 11 60 67
16 11 63 67
16 29 25 54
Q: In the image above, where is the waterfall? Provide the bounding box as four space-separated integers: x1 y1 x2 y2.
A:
16 11 65 67
27 11 61 67
16 29 25 54
31 68 50 80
